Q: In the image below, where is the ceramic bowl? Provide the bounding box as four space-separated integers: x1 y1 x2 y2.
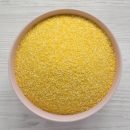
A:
9 9 121 122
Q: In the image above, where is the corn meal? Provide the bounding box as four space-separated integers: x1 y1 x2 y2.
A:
15 15 116 115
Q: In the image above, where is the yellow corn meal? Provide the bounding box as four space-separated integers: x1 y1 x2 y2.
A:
15 15 116 115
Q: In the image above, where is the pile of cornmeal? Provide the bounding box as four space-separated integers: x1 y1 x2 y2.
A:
15 15 116 115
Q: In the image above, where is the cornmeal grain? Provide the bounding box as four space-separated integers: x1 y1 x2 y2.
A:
15 15 116 115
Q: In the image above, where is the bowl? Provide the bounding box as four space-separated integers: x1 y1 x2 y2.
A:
9 9 121 122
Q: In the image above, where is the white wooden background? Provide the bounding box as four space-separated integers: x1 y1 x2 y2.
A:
0 0 130 130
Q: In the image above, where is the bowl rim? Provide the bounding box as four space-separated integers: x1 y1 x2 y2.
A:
8 9 122 122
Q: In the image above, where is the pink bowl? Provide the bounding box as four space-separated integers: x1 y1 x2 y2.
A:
9 9 121 122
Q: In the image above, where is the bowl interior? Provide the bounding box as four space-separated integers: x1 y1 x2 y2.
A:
9 9 121 122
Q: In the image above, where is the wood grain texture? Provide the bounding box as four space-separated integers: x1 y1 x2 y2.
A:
0 0 130 130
